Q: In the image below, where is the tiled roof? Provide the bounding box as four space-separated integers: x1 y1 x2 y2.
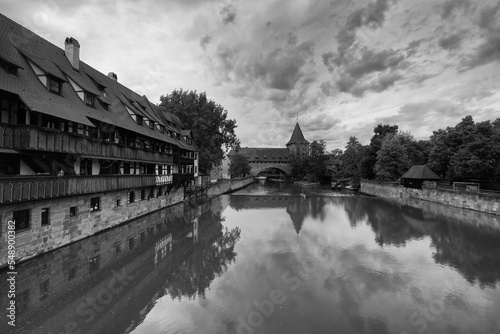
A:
286 123 309 145
0 13 197 151
229 147 290 162
401 165 440 180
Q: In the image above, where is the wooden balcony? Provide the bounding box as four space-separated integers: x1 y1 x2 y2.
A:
0 174 173 205
0 124 173 164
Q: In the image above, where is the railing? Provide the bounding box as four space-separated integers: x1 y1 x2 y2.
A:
0 174 160 204
0 124 173 163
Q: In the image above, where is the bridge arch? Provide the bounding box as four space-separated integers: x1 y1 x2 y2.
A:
250 162 292 176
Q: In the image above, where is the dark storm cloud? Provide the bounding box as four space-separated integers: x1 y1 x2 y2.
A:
321 0 403 97
462 3 500 69
349 72 403 97
441 0 471 19
334 48 405 96
345 48 404 80
220 3 236 24
478 2 500 30
247 41 315 91
438 32 465 50
200 35 212 50
405 39 422 57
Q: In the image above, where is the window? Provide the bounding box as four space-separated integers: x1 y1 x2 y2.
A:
140 231 146 244
114 243 122 254
136 115 143 126
41 208 50 226
89 256 99 274
13 209 30 231
127 237 136 251
90 197 100 212
84 92 95 107
48 77 61 94
157 187 162 198
128 191 135 204
140 189 146 201
39 279 49 300
68 267 77 281
116 197 122 207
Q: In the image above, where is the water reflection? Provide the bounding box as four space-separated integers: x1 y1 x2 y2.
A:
0 197 239 334
2 183 500 334
342 196 500 287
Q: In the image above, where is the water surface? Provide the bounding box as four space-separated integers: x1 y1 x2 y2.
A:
2 182 500 334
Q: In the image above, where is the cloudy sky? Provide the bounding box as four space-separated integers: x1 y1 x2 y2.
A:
3 0 500 150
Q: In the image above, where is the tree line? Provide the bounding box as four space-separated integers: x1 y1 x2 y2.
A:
336 116 500 189
159 89 499 189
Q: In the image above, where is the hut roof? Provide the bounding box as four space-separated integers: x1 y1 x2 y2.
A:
401 165 440 180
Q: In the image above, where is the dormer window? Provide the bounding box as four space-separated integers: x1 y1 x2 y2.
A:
48 76 62 94
149 121 155 130
0 59 18 76
136 115 143 126
84 92 95 107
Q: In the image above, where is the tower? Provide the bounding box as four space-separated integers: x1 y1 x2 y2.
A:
286 122 309 155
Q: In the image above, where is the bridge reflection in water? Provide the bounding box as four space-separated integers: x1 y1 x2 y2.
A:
2 183 500 334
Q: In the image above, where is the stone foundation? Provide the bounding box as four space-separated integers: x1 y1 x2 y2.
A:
361 181 500 216
0 177 253 268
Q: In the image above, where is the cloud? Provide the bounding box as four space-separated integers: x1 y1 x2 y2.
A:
220 3 237 24
200 35 212 50
478 2 500 31
345 48 404 80
236 40 315 91
461 3 500 69
350 72 403 97
441 0 471 19
405 39 422 56
438 32 465 50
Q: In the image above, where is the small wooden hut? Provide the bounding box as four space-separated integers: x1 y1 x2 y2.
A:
401 165 440 189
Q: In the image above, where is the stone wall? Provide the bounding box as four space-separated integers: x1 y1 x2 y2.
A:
207 177 254 198
361 181 500 216
0 177 253 268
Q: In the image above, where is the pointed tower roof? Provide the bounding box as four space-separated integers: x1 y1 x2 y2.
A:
286 123 309 146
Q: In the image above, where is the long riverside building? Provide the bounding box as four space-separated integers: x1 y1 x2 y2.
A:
0 13 199 267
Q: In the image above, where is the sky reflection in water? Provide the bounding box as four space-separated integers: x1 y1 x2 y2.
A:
133 183 500 334
2 182 500 334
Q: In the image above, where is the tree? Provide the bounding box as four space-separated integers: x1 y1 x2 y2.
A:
340 136 366 185
427 116 500 188
306 140 329 182
375 133 408 180
229 153 251 178
361 124 398 179
159 89 240 174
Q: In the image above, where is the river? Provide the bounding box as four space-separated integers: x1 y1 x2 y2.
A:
2 181 500 334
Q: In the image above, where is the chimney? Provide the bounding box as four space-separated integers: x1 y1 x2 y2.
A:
64 37 80 70
108 72 117 81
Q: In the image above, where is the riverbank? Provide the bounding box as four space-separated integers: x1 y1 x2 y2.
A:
0 177 254 268
361 180 500 216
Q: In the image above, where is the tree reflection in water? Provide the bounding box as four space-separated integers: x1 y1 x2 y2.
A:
342 196 500 287
167 211 241 300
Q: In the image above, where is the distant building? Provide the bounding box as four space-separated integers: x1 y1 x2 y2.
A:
214 122 310 178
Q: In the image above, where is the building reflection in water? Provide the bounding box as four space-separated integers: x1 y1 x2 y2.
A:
230 195 328 237
0 196 240 334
